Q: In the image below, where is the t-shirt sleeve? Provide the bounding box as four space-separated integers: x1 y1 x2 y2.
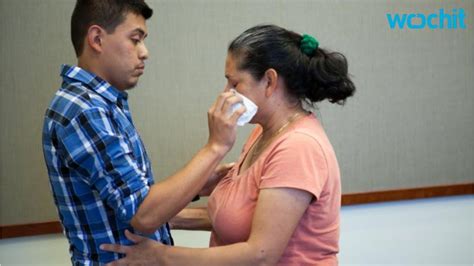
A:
259 132 328 200
57 107 149 223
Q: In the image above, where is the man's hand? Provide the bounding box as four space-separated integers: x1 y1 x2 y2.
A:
101 230 165 266
206 91 245 156
200 162 235 196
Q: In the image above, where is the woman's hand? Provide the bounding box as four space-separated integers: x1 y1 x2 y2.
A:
200 162 235 196
206 91 245 156
101 230 166 266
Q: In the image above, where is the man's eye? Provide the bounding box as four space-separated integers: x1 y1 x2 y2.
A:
131 39 140 44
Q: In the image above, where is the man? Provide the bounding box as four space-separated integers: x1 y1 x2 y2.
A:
42 0 244 264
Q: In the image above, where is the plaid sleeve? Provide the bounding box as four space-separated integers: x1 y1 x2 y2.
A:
57 107 149 223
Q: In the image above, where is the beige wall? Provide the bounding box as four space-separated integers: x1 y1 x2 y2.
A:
1 0 473 225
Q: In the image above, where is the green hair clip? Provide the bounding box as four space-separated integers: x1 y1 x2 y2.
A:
300 34 319 56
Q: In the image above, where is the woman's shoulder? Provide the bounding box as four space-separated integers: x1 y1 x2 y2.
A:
270 115 334 159
283 114 326 144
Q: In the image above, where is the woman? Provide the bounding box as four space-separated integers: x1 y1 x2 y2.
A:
102 24 355 265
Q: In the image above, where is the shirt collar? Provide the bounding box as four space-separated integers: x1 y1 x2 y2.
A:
60 64 128 104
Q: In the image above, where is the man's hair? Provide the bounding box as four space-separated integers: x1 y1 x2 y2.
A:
71 0 153 57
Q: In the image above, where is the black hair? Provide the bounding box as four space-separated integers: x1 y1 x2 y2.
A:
71 0 153 57
228 24 355 105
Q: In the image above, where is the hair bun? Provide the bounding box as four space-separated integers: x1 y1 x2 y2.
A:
300 34 319 57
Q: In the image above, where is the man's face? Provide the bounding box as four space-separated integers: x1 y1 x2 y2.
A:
100 12 149 91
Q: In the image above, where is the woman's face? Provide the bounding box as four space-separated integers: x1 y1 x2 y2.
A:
224 53 266 105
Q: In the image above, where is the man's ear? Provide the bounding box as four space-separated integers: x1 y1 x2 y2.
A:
86 25 105 53
263 68 278 97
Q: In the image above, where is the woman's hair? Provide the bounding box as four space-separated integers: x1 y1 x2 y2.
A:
228 24 355 105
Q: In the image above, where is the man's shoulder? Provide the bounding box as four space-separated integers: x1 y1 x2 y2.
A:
45 82 110 127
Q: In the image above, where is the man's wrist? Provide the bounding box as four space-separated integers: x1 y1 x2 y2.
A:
204 142 228 158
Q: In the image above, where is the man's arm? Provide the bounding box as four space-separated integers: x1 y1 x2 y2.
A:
165 162 235 232
131 91 244 234
131 144 224 234
199 162 235 197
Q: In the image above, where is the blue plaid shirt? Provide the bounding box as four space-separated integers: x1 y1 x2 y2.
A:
42 65 172 265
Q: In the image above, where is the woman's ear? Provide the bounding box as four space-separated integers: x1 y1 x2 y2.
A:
86 25 105 53
263 68 278 97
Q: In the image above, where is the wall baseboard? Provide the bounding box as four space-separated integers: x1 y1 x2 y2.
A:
0 221 63 239
1 183 472 239
341 182 473 205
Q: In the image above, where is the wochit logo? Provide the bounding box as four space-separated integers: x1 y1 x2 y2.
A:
387 8 467 29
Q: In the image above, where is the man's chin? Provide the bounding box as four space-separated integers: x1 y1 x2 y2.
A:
123 79 139 90
124 84 137 91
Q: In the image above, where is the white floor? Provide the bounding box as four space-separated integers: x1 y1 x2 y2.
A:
1 195 473 265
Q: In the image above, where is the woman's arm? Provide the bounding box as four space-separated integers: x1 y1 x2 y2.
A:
168 207 212 231
102 187 312 266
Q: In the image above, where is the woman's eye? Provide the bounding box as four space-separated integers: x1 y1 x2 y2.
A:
131 39 140 44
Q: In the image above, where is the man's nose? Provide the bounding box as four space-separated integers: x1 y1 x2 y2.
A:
139 43 149 60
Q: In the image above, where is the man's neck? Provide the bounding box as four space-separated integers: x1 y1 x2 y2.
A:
77 58 96 76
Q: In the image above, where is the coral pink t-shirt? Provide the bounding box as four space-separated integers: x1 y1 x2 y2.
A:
207 114 341 265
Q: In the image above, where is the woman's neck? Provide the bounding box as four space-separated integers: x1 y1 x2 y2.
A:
259 104 306 140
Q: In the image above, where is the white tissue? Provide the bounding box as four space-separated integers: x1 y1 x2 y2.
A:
230 89 258 126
